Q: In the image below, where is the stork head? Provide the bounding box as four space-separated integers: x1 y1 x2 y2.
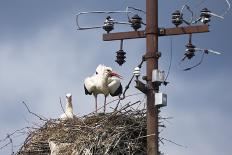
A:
66 93 72 103
96 64 122 78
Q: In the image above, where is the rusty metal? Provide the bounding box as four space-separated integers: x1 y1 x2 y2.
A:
163 25 209 36
159 27 165 35
143 52 161 60
146 0 159 154
156 52 162 59
103 30 145 41
144 53 157 60
103 24 209 41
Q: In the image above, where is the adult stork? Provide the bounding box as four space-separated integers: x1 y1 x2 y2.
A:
60 93 74 120
84 64 122 113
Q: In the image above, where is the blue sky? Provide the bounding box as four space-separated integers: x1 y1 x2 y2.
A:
0 0 231 154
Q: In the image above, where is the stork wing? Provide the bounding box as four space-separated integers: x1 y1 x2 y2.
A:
84 76 96 95
108 77 122 96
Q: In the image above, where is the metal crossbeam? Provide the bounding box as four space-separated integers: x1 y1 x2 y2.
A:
103 25 209 41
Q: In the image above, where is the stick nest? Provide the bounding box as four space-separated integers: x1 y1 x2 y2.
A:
16 107 147 155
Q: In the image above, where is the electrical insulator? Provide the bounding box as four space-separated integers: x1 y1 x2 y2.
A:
171 10 183 27
130 14 142 31
200 8 211 24
185 42 196 59
133 67 141 79
115 40 126 66
115 49 126 66
103 16 114 33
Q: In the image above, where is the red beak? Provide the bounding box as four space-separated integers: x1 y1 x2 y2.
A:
110 72 122 79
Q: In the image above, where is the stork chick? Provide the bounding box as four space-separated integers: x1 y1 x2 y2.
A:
84 64 122 113
60 93 74 120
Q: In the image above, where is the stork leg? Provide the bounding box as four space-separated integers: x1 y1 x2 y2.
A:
104 95 107 114
94 95 98 113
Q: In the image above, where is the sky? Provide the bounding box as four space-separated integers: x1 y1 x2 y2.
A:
0 0 231 154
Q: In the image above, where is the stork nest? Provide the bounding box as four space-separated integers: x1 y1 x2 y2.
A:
16 104 147 155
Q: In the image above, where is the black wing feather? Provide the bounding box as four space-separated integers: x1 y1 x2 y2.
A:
84 84 92 95
110 83 123 96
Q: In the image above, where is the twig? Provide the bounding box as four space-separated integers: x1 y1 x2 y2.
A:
8 134 14 155
0 127 30 143
22 101 47 121
59 97 68 118
88 93 143 115
0 134 14 154
14 100 149 154
161 138 187 148
0 142 11 150
59 97 65 114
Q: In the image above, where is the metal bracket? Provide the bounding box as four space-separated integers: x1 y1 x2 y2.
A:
152 82 160 92
146 81 154 91
143 53 156 60
135 80 147 94
135 80 158 94
142 76 152 82
143 52 161 60
145 27 157 35
158 27 166 36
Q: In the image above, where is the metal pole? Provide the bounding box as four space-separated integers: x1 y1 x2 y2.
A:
146 0 159 154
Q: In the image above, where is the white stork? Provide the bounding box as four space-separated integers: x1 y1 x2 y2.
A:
84 64 122 113
60 93 74 120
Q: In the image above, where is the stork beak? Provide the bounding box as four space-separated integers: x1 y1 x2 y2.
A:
110 72 122 79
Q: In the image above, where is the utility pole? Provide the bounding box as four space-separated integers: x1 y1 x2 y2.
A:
145 0 158 154
103 0 209 154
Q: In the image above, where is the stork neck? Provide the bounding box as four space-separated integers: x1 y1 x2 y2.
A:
100 74 109 85
65 100 73 113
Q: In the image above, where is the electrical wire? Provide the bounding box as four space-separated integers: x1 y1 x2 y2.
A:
121 57 145 99
126 6 146 14
221 0 231 17
180 5 194 24
192 0 231 24
76 10 132 30
164 37 173 83
114 56 145 111
126 6 146 25
198 0 231 17
194 0 208 9
76 6 147 30
180 52 206 71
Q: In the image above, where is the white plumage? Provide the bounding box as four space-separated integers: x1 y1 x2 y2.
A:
60 93 74 120
108 76 122 95
84 64 122 113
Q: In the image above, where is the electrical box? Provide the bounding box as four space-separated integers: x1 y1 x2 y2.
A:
152 69 165 83
155 93 167 107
